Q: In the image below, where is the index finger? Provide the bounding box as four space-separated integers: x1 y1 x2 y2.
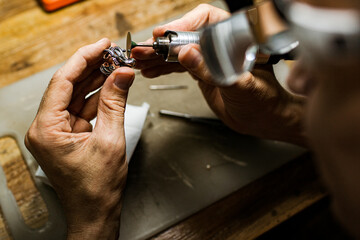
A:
40 38 111 113
132 4 230 62
153 4 230 38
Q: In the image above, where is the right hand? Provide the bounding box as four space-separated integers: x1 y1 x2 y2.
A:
180 44 307 146
133 4 307 146
131 4 230 78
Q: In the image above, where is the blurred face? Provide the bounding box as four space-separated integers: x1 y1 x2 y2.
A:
221 0 360 235
286 0 360 237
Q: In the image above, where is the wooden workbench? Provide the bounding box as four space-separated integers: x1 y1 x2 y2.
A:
0 0 326 239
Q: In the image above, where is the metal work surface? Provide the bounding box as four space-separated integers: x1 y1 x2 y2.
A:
0 7 305 240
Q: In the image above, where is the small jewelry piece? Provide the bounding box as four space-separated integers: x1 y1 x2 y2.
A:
100 46 136 76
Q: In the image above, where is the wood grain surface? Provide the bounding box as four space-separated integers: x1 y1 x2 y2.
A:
0 0 210 88
152 154 326 240
0 137 48 239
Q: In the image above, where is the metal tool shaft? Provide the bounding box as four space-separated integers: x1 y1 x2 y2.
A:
130 30 200 62
134 44 153 48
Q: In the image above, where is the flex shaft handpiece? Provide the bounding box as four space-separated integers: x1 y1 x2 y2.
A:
128 30 293 65
99 31 199 76
100 30 295 77
128 31 200 62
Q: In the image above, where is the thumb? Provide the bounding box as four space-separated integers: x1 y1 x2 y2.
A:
178 44 215 84
94 67 135 136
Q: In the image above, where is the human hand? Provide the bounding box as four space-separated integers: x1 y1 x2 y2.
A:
131 4 230 77
25 39 134 239
132 4 306 145
178 43 307 146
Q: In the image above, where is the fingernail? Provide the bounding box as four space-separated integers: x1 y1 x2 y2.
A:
114 73 134 90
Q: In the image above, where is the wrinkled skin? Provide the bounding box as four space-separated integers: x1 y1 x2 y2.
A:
25 38 135 240
133 2 360 238
132 4 307 146
25 1 360 239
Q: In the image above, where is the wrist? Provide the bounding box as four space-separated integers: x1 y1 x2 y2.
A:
66 210 121 240
65 200 123 240
273 93 308 147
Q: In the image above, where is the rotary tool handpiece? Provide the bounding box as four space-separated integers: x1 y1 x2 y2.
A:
132 30 200 62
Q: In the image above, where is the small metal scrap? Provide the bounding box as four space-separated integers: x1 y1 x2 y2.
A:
100 46 136 76
159 109 223 126
149 85 188 90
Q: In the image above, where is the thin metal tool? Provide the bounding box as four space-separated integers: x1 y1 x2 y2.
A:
149 85 187 90
159 109 223 126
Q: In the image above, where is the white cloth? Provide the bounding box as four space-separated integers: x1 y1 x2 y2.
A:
35 102 150 186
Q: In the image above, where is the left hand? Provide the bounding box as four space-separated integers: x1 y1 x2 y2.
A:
25 38 134 239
